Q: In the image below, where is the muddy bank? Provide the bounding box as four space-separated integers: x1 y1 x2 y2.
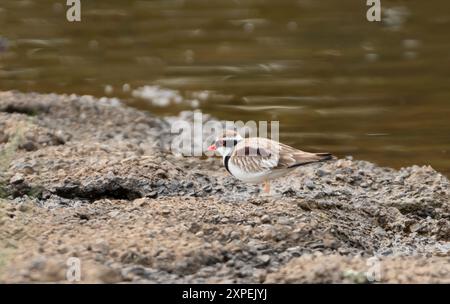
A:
0 91 448 283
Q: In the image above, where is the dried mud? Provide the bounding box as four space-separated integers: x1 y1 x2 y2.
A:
0 91 448 283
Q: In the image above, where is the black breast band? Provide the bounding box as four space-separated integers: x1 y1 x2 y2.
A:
224 155 231 174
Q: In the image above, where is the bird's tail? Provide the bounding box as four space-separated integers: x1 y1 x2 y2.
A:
288 152 336 168
314 152 336 162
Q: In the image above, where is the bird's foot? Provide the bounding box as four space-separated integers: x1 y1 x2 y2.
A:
261 181 271 196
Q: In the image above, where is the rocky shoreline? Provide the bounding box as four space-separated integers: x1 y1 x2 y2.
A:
0 91 448 283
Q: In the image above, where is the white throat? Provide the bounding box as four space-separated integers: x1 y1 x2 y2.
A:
214 133 243 159
217 146 234 159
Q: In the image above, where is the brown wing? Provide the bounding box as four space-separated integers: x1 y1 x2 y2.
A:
231 137 334 172
229 138 279 173
277 142 334 168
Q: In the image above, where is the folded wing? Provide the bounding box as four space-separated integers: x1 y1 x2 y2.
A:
230 137 334 172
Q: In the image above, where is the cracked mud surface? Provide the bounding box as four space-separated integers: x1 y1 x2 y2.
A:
0 91 449 283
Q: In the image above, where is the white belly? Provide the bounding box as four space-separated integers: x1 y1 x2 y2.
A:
228 161 290 183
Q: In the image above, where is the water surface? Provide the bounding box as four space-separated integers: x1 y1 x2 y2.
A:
1 0 449 174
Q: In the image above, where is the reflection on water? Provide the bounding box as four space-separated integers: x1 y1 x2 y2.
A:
0 0 449 174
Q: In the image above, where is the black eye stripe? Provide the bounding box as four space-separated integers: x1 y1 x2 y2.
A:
215 139 238 147
224 139 238 147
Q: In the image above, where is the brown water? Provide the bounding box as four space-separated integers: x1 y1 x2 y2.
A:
1 0 450 174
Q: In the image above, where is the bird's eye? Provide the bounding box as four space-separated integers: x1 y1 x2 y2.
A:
224 139 238 147
216 139 237 147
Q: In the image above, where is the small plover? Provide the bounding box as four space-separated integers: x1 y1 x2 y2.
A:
208 130 335 194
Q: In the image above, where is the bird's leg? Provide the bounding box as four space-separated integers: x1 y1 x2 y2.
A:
263 181 271 194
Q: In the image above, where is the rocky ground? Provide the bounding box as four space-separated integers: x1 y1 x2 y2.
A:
0 91 448 283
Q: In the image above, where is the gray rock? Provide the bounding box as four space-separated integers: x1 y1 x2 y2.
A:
261 215 271 224
10 173 25 185
304 179 315 190
256 254 271 266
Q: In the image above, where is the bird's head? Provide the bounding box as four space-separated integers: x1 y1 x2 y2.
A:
207 130 243 156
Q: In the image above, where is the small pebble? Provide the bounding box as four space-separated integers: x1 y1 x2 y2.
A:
261 215 271 224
